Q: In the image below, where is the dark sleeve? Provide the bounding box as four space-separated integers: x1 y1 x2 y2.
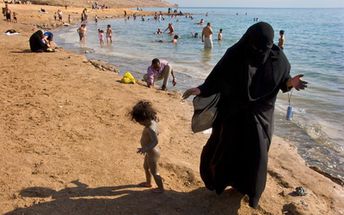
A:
198 49 230 97
279 52 292 93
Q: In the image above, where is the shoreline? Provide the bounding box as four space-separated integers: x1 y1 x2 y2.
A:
54 13 344 186
0 3 343 214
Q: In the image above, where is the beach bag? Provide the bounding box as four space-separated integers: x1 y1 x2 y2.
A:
191 93 220 133
121 71 136 84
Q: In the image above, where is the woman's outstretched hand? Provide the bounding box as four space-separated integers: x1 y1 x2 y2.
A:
182 87 201 99
290 74 308 91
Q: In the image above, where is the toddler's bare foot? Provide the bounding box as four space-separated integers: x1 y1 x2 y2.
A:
152 188 164 193
138 182 152 188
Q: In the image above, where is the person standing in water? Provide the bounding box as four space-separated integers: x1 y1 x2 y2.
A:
278 30 285 50
164 23 175 35
202 22 213 49
98 29 104 46
218 29 223 41
106 24 113 44
77 24 87 42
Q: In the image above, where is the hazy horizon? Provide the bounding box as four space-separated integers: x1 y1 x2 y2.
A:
171 6 344 9
169 0 344 8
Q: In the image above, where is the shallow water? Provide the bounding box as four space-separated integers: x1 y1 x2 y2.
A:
54 7 344 182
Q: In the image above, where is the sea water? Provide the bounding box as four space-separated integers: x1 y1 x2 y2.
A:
54 7 344 182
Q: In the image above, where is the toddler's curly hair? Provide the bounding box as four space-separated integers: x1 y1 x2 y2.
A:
130 100 158 123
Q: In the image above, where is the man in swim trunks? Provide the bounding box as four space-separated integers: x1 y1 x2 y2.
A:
202 22 213 49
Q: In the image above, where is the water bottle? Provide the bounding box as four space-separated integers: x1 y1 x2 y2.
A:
286 105 293 120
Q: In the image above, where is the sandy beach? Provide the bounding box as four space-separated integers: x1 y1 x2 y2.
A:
0 3 343 215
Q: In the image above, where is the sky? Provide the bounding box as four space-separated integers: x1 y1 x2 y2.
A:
169 0 344 8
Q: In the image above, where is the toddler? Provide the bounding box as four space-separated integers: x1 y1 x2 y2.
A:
98 29 104 46
130 101 164 193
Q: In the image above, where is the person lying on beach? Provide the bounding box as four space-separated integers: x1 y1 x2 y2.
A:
77 24 87 42
130 100 164 193
143 58 176 91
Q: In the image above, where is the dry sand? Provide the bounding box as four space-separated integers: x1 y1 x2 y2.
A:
30 0 173 8
0 3 343 215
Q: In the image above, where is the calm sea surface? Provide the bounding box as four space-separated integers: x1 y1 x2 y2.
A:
55 8 344 182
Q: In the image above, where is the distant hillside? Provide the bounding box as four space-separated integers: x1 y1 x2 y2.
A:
30 0 174 8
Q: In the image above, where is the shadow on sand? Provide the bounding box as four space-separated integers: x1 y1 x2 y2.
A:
10 50 34 54
6 180 244 215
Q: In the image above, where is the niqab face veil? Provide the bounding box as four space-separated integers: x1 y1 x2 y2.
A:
241 22 274 67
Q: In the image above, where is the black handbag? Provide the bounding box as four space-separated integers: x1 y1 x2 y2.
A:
191 93 220 133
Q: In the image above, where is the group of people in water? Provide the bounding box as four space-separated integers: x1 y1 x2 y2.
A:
154 15 223 48
69 6 289 56
73 9 228 49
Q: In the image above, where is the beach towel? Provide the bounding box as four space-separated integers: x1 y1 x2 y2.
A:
5 29 19 36
5 32 19 36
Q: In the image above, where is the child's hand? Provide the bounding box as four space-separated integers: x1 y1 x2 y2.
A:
137 148 145 154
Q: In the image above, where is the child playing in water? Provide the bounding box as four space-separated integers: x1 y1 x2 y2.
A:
106 25 112 44
155 28 163 35
172 34 179 44
77 24 87 42
98 29 104 46
130 101 164 193
278 30 285 50
218 28 223 41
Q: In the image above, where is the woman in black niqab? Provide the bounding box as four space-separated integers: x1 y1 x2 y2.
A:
183 22 307 208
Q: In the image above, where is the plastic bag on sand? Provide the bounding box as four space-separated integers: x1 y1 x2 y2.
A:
121 71 136 84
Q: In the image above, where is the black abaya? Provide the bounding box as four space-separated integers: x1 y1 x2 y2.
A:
29 30 47 52
197 22 291 208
